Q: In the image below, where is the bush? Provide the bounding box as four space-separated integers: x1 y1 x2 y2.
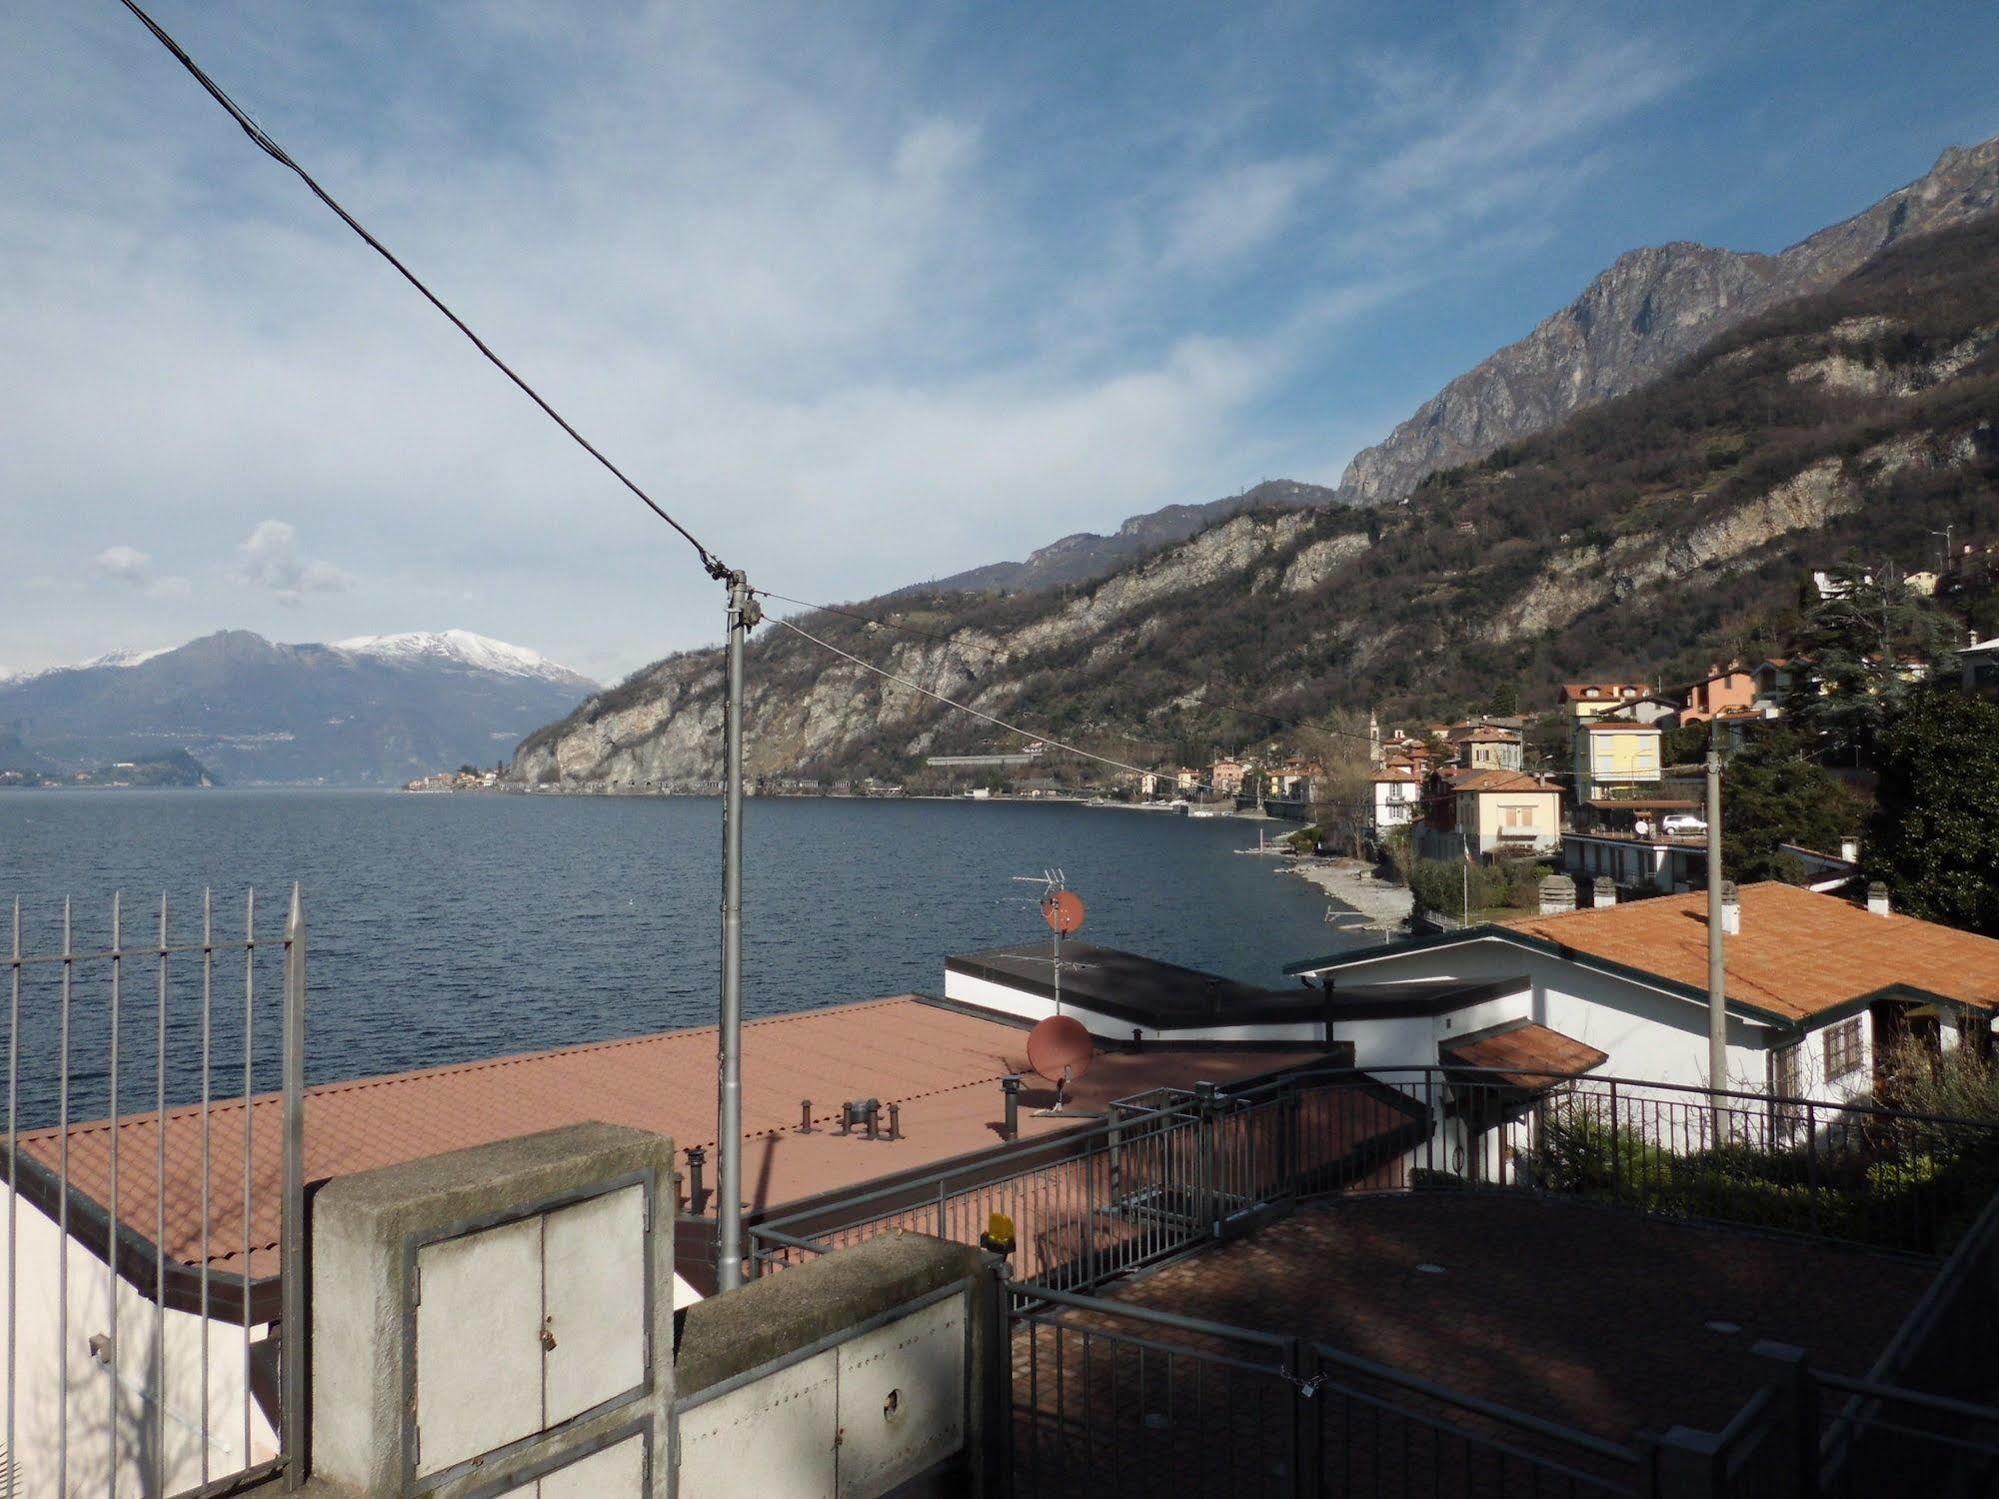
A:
1408 858 1509 919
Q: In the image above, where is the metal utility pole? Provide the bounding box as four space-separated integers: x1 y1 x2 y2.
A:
1705 728 1727 1136
715 572 759 1292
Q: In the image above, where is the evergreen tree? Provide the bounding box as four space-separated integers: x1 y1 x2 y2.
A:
1868 688 1999 936
1720 730 1868 883
1786 562 1955 765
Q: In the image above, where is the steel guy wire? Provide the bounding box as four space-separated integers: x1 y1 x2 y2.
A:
115 0 731 581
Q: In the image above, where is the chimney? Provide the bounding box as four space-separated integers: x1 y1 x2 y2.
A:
1539 874 1576 916
1868 881 1892 918
1720 880 1741 936
1839 836 1860 865
1592 876 1618 908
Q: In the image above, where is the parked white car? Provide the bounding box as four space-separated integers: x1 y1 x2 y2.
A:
1661 812 1708 837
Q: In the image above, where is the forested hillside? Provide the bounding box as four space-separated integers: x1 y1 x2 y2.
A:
513 213 1999 790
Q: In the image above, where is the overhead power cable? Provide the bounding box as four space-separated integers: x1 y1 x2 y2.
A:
115 0 729 580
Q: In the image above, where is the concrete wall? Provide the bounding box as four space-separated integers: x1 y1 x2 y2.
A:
675 1232 998 1498
0 1188 277 1499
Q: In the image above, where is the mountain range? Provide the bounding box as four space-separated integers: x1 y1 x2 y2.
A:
0 630 596 786
511 138 1999 791
1331 139 1999 507
898 480 1338 596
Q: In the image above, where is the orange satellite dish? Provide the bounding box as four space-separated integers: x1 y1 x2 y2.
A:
1041 890 1086 935
1026 1014 1094 1087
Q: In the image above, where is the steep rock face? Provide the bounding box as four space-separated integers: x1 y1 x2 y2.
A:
907 479 1338 596
1336 138 1999 506
1485 456 1864 642
512 509 1330 788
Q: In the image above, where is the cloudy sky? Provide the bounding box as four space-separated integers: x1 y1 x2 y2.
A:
3 2 1995 683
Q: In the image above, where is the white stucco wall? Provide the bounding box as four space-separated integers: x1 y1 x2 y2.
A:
1313 938 1776 1094
0 1188 278 1499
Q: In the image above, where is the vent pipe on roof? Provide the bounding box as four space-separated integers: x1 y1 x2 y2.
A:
1539 874 1576 916
1868 882 1892 918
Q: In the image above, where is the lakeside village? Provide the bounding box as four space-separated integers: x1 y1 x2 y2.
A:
15 556 1999 1497
406 553 1999 943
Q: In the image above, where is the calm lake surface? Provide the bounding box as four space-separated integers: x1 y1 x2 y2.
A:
0 792 1368 1124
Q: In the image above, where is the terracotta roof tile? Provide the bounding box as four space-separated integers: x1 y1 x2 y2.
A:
1500 883 1999 1023
1439 1021 1609 1091
1451 770 1558 793
14 996 1320 1282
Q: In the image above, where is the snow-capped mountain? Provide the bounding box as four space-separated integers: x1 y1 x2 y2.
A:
0 629 600 785
2 644 171 686
331 629 594 688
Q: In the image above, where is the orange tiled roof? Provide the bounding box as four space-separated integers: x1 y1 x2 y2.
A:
1452 770 1557 794
1439 1022 1609 1091
13 997 1318 1283
1559 683 1649 701
1500 883 1999 1023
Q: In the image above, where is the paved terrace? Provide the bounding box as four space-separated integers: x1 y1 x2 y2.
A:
1103 1195 1932 1439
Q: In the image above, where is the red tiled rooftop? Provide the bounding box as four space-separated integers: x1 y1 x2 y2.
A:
14 996 1321 1282
1500 881 1999 1022
1438 1021 1608 1090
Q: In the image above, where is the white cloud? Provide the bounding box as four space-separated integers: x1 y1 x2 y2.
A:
90 545 153 584
0 3 1712 675
234 521 353 607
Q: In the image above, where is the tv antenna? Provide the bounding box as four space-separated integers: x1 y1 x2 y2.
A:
1011 869 1098 1114
1011 869 1085 1015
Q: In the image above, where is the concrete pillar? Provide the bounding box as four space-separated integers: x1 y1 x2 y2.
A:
1539 874 1576 916
1593 876 1618 909
311 1123 677 1499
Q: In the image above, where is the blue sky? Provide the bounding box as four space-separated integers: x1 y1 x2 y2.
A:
2 1 1995 682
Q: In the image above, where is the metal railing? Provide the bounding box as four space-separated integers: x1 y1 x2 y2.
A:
748 1074 1429 1295
1010 1283 1647 1498
3 887 307 1499
752 1063 1999 1287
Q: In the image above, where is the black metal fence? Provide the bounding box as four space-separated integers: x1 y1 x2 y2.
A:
1010 1284 1649 1498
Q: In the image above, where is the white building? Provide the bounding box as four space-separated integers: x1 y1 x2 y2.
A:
1284 882 1999 1103
1370 770 1423 834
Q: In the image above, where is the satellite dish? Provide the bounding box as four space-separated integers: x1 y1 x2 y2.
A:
1026 1014 1094 1112
1042 890 1086 935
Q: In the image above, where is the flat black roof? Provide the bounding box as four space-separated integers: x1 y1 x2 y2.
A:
948 944 1521 1032
948 943 1321 1028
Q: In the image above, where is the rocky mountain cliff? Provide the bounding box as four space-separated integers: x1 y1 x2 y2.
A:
1335 137 1999 507
904 479 1338 596
512 212 1999 792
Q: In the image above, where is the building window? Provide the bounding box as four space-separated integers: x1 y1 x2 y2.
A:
1502 804 1536 828
1822 1017 1863 1081
1772 1041 1805 1099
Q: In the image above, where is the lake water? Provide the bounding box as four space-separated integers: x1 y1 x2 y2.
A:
0 791 1368 1124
